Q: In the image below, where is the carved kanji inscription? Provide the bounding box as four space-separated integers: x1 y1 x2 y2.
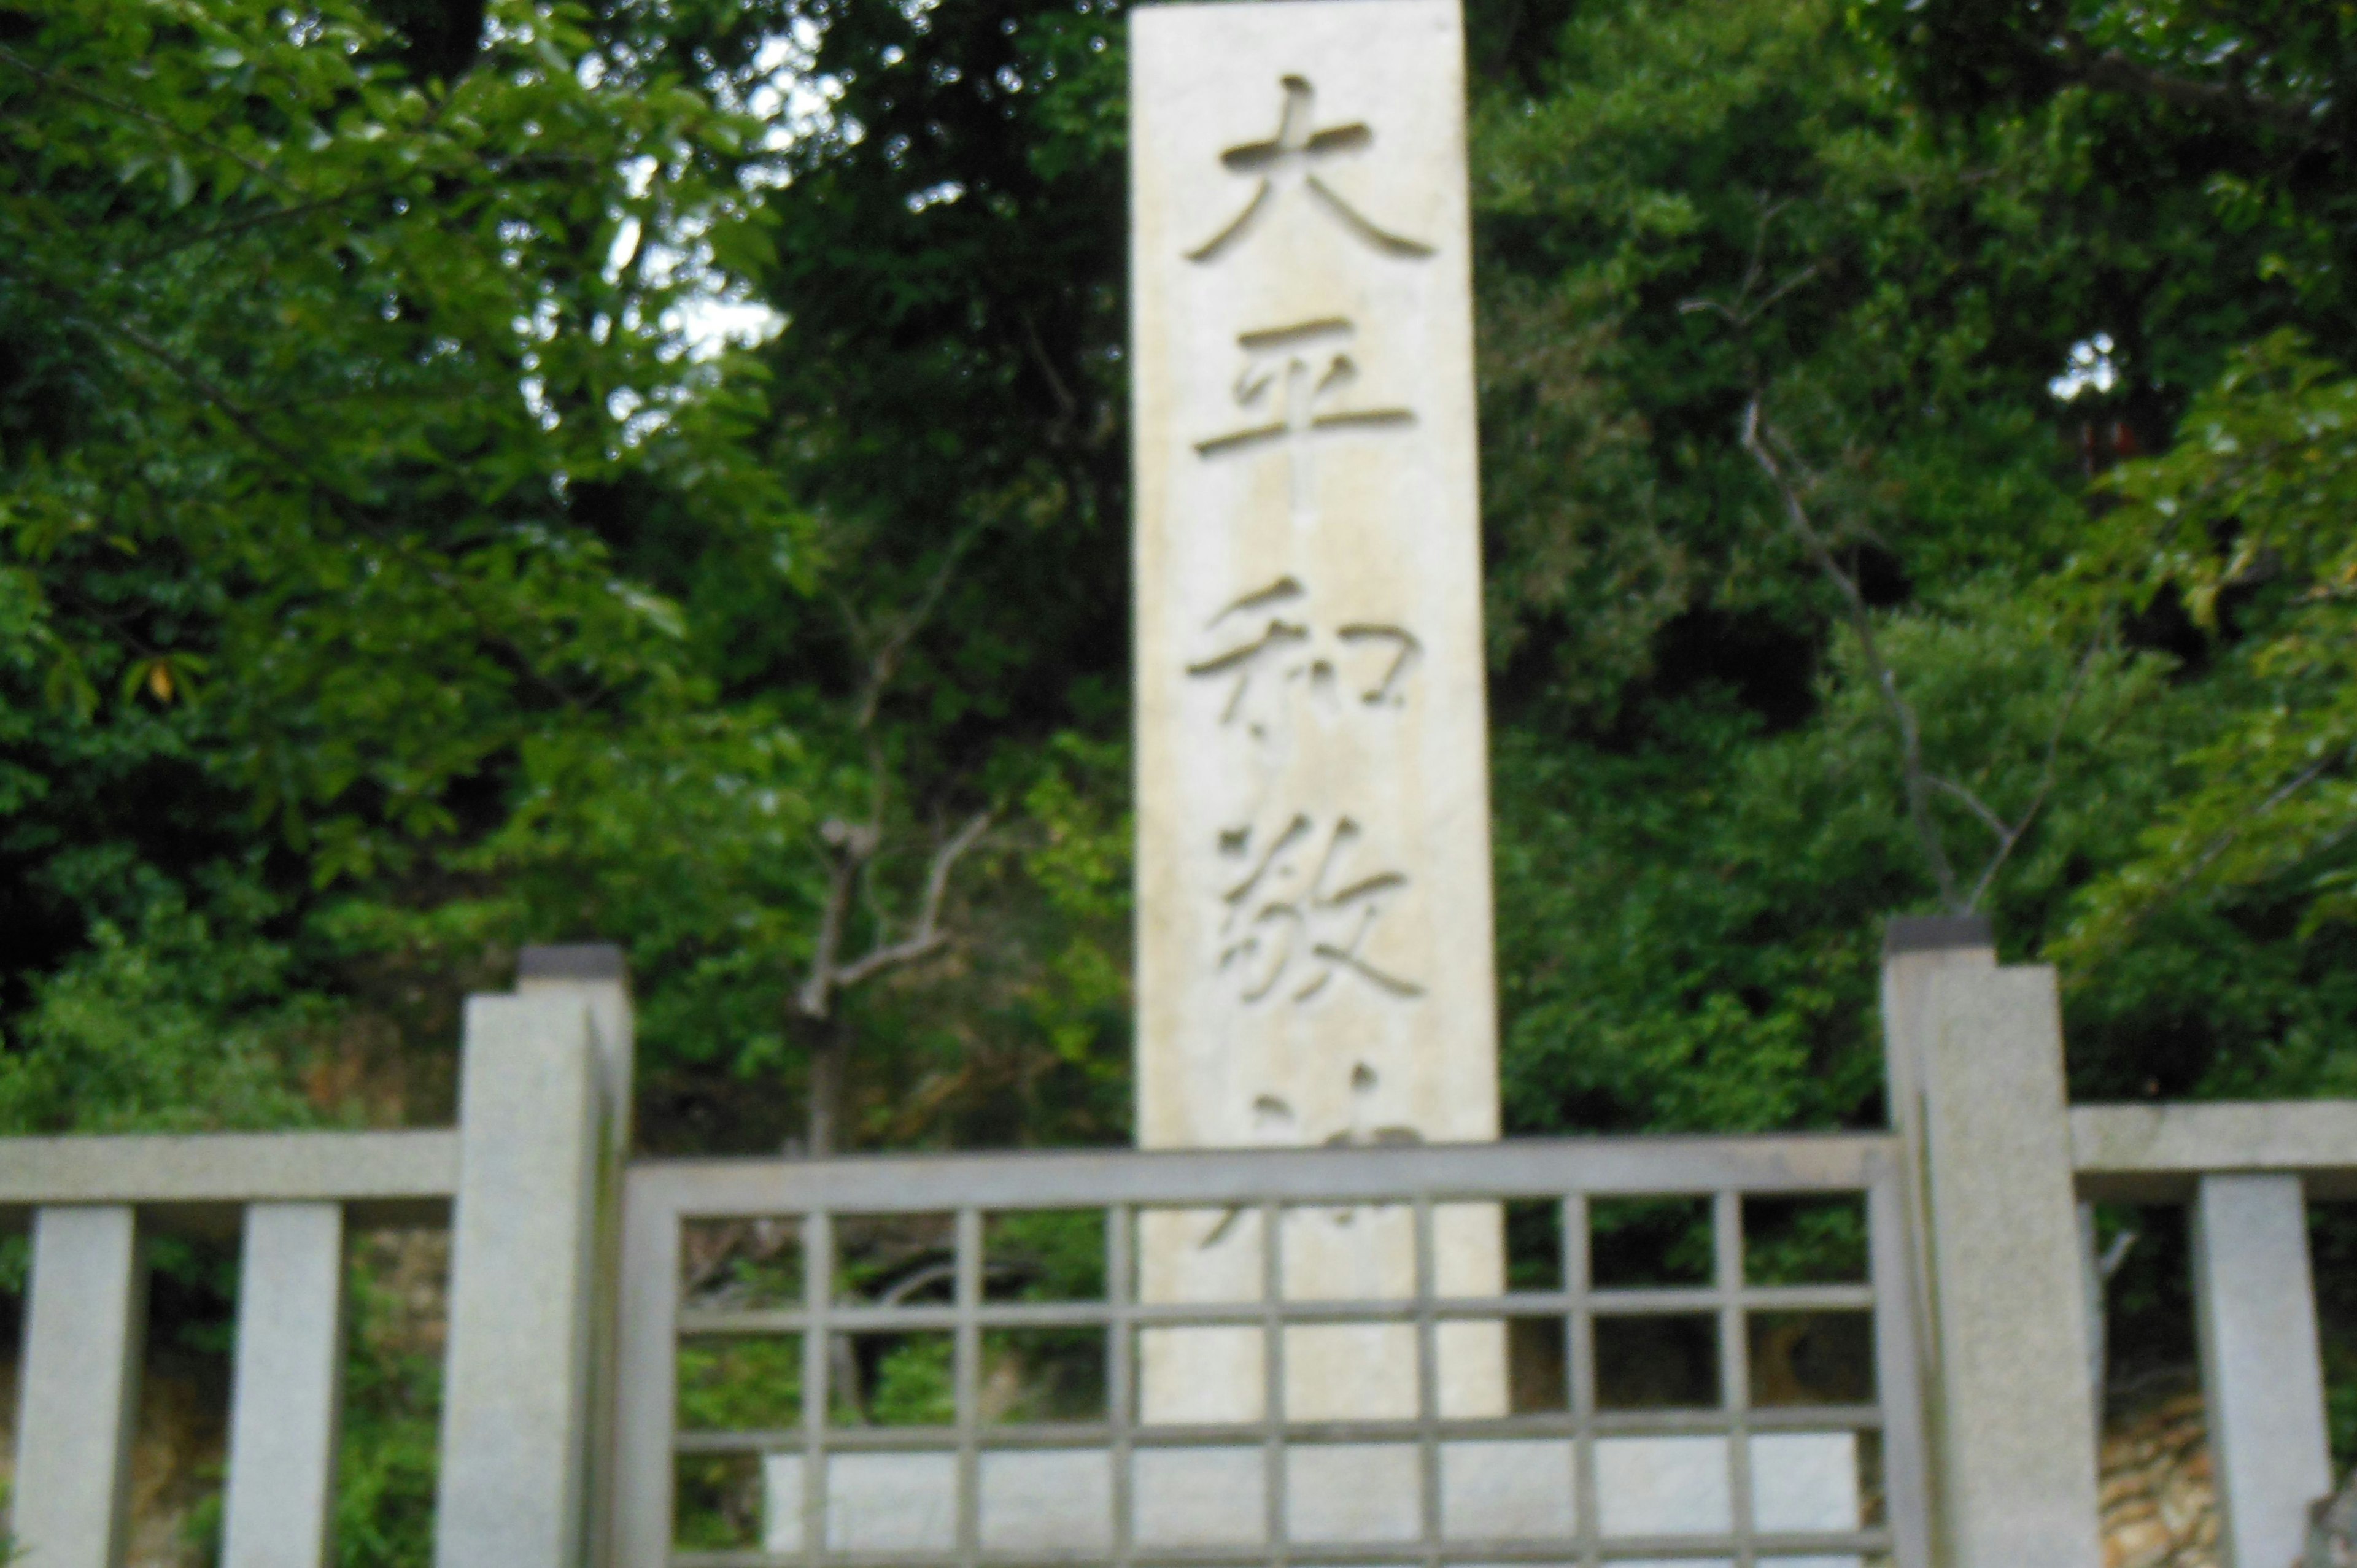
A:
1132 0 1504 1428
1186 577 1422 742
1186 75 1437 264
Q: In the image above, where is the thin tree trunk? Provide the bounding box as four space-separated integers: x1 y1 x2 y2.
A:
805 1016 847 1158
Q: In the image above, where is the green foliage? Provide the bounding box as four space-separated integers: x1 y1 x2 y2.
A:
2066 333 2357 951
0 0 1141 1153
1 0 783 873
0 886 314 1132
678 1336 805 1431
866 1334 956 1426
987 1207 1107 1300
1743 1196 1868 1288
1498 590 2179 1131
333 1253 444 1568
1466 0 2357 1122
0 0 796 1131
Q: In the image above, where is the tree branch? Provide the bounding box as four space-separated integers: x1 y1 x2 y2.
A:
1676 194 1821 328
793 525 994 1151
850 522 986 730
1959 639 2103 909
2054 34 2331 147
0 44 295 191
1017 307 1080 426
795 809 991 1017
103 317 353 509
117 185 386 270
830 810 992 992
794 817 878 1019
1930 775 2011 841
1743 396 1965 912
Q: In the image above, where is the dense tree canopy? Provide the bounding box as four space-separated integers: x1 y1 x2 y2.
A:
7 0 2357 1143
4 0 2355 1141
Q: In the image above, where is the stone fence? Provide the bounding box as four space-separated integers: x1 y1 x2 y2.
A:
1889 919 2347 1568
3 949 630 1568
0 930 2347 1568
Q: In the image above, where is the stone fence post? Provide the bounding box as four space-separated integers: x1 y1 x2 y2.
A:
433 945 632 1568
9 1204 146 1568
518 944 637 1568
1880 917 2103 1568
2193 1173 2332 1568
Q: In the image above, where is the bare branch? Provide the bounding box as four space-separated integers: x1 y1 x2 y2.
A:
1678 297 1744 324
1736 192 1784 303
830 811 993 992
1743 396 1965 912
2178 751 2340 887
1930 776 2011 841
851 522 988 730
2075 744 2351 957
1678 265 1819 327
2097 1227 2137 1284
792 817 875 1019
2058 37 2331 147
1676 196 1819 328
117 185 386 270
1959 639 2105 910
797 810 991 1018
104 319 349 507
1017 309 1080 425
796 525 994 1151
1750 261 1825 322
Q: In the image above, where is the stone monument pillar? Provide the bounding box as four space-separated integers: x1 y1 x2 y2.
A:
1130 0 1504 1424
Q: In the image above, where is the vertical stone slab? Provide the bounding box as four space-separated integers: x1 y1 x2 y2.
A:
517 943 635 1568
1898 949 2103 1568
433 991 605 1568
1879 916 1996 1368
222 1203 346 1568
610 1164 689 1568
1130 0 1503 1425
517 943 635 1157
10 1205 146 1568
1131 0 1496 1166
2192 1173 2332 1568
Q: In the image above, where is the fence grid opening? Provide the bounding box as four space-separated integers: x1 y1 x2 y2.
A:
619 1137 1931 1568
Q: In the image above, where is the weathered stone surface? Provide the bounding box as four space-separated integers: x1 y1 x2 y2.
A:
433 992 606 1568
823 1453 957 1552
1899 954 2105 1567
1595 1434 1732 1537
978 1449 1115 1552
1131 0 1495 1157
222 1203 346 1568
1583 1431 1861 1545
1132 1446 1266 1547
2193 1174 2332 1568
10 1205 145 1568
1129 0 1503 1425
1288 1443 1423 1542
1439 1438 1576 1539
1749 1431 1862 1535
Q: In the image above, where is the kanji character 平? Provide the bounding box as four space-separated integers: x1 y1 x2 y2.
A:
1196 317 1414 521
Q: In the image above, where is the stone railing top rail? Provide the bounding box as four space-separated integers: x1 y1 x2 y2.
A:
0 1127 458 1229
2072 1100 2357 1200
